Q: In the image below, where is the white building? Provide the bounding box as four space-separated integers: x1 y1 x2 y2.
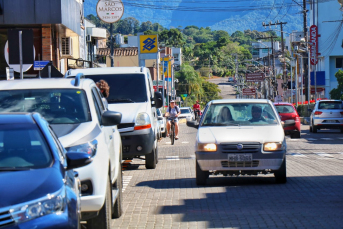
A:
311 0 343 98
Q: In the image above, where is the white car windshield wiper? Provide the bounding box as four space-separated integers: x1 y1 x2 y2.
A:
202 123 240 126
108 98 135 103
0 167 32 171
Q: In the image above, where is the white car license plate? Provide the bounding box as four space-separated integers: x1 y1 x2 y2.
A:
325 120 336 123
228 154 252 162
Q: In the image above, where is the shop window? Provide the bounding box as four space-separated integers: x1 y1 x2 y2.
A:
336 58 343 68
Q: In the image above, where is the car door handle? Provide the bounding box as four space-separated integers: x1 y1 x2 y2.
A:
112 128 115 133
109 135 113 140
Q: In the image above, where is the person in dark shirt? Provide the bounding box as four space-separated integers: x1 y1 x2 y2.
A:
249 105 266 122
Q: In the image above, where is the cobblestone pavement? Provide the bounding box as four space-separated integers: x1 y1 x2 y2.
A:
112 124 343 229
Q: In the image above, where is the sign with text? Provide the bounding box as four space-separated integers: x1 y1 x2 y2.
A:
242 88 256 95
96 0 124 24
310 25 319 65
140 35 158 54
34 61 49 71
246 73 264 82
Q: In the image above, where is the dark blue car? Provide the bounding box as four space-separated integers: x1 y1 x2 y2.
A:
0 113 92 229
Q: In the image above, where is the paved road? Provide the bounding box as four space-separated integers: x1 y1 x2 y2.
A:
112 123 343 228
208 77 236 100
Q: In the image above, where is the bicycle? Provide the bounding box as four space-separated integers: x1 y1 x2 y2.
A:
169 118 177 145
194 110 201 123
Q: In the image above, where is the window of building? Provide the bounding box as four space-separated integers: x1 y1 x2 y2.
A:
252 49 259 56
173 54 179 61
336 58 343 68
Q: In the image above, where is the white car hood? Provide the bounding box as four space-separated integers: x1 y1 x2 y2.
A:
53 122 102 148
198 125 284 144
108 103 148 123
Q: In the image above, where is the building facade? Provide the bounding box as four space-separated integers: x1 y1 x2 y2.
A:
311 0 343 98
0 0 84 78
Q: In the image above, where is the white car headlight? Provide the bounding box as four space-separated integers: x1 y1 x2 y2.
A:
10 187 66 224
67 139 98 157
263 142 284 151
134 113 151 130
197 143 217 152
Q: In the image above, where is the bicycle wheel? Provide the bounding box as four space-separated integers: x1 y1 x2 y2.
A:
170 124 175 145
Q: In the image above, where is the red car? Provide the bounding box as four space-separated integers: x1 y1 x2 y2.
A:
274 102 301 138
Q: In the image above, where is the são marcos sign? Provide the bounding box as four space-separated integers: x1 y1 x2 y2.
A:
96 0 124 24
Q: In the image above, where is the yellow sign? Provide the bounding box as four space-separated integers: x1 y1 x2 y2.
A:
140 35 158 54
160 57 172 78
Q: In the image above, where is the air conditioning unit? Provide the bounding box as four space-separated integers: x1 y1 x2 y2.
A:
61 37 73 56
86 34 91 43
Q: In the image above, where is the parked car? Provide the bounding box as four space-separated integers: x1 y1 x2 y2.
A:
0 113 92 228
0 75 123 229
187 99 294 185
66 67 163 169
179 107 195 121
157 108 167 138
228 77 234 82
310 100 343 133
274 102 301 138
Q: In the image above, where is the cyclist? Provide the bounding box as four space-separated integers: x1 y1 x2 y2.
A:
193 100 201 121
165 100 181 140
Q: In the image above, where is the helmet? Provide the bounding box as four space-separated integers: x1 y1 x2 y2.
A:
196 100 199 103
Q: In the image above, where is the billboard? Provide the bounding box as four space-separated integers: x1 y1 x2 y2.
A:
160 57 172 78
246 73 264 82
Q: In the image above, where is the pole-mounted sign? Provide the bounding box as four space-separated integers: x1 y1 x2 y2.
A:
310 25 319 66
246 73 264 82
96 0 124 23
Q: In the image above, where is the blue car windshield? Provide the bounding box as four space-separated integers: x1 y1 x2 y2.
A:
0 124 53 169
0 89 91 124
201 103 279 126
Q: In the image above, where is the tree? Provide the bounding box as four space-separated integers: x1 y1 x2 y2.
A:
140 21 153 32
329 70 343 100
159 29 185 47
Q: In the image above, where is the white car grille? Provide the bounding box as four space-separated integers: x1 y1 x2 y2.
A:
220 143 261 153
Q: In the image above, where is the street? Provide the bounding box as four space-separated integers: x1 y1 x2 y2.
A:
112 123 343 228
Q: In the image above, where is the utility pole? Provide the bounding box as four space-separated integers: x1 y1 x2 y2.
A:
257 36 278 98
303 0 309 101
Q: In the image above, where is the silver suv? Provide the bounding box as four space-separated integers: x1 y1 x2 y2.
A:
310 100 343 133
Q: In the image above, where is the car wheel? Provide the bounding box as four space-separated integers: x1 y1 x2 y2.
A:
309 125 312 132
340 129 343 133
112 165 123 219
155 145 159 164
312 124 317 133
196 160 209 185
274 158 287 184
162 131 166 138
87 177 112 229
291 132 301 139
145 146 157 169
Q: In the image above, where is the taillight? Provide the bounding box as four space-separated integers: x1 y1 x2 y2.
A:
314 111 322 115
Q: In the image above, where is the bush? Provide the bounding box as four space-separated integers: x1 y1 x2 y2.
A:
296 104 314 117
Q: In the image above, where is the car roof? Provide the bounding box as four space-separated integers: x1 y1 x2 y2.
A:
211 99 271 104
0 113 35 124
274 102 293 106
66 67 148 76
0 78 95 90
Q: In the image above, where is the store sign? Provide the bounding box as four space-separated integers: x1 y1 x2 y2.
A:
160 57 172 78
246 73 264 82
242 88 256 95
139 35 158 54
310 25 319 65
310 88 324 94
96 0 124 24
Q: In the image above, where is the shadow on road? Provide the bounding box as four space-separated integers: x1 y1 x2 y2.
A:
147 176 343 228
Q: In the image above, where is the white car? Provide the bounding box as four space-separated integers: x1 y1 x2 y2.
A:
179 107 195 121
187 99 293 185
0 75 123 229
157 108 167 138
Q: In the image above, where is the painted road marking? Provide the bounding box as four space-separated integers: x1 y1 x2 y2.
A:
320 138 333 140
182 141 189 144
288 152 307 157
166 156 180 160
122 176 132 192
315 152 334 158
307 138 317 141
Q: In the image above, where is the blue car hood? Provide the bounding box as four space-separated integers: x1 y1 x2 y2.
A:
0 166 63 208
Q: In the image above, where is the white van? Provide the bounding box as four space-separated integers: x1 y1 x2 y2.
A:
66 67 163 169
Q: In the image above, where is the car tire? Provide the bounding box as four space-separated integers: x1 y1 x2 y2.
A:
312 124 317 133
309 125 313 132
274 158 287 184
291 132 301 139
155 145 159 164
112 165 123 219
87 177 112 229
162 131 166 138
145 146 157 169
196 160 209 185
340 129 343 133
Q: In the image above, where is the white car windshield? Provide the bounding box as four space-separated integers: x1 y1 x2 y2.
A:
0 89 91 124
180 109 190 114
201 103 279 126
